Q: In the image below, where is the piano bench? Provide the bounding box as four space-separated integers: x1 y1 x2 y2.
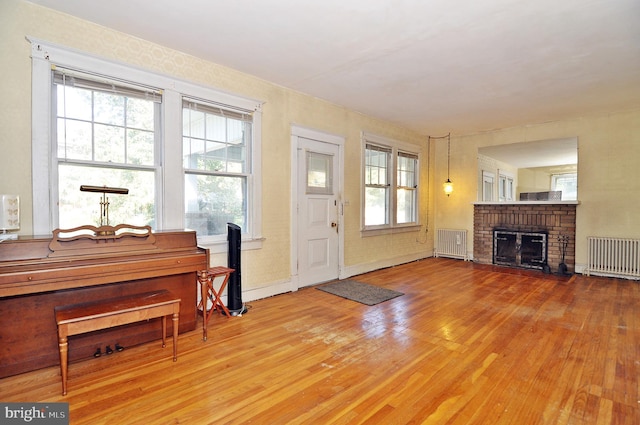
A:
54 290 181 396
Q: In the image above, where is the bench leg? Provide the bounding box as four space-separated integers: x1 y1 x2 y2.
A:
161 316 167 348
172 312 179 362
58 334 68 396
198 270 209 341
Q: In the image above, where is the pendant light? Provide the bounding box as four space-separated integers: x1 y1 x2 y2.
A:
429 133 453 196
443 133 453 196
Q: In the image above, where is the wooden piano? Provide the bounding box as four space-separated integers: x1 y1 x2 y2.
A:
0 224 208 378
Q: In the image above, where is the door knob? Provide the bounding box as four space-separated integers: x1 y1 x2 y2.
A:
331 222 337 227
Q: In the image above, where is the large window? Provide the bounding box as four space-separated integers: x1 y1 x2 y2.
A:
53 69 160 229
31 39 263 249
363 134 420 231
183 99 252 236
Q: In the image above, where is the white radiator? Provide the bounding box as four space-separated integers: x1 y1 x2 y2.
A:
586 236 640 279
434 229 468 260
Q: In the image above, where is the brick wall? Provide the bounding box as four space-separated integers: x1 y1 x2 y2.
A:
473 203 576 273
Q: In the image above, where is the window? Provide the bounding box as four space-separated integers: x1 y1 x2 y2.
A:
53 69 160 229
397 152 418 223
364 144 391 226
551 173 577 200
482 171 495 202
306 151 334 195
183 99 252 236
498 172 514 202
363 134 420 231
31 38 263 249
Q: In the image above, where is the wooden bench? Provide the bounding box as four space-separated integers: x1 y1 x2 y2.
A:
55 290 181 395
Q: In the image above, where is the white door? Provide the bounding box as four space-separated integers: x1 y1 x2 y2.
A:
296 137 340 287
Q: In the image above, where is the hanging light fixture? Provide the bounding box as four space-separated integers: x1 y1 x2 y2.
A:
443 133 453 196
429 133 453 196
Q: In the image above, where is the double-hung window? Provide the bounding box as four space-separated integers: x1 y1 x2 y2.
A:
364 144 391 226
183 99 252 237
498 172 514 202
31 38 263 249
363 134 420 232
396 151 418 224
53 68 161 229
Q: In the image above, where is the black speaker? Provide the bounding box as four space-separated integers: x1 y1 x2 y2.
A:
227 223 247 315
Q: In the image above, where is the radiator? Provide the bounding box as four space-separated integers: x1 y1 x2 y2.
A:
434 229 468 260
586 236 640 279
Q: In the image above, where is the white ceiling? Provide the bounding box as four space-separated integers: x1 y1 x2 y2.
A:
26 0 640 136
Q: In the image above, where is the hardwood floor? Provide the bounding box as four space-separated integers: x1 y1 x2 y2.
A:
2 258 639 424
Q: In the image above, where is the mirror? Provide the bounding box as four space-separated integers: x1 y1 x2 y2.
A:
477 137 577 202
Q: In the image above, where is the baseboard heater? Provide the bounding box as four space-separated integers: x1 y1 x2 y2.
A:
586 236 640 279
434 229 468 260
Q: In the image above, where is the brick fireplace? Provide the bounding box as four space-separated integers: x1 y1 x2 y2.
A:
473 202 576 273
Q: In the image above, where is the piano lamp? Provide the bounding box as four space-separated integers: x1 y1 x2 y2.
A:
80 185 129 227
0 194 19 240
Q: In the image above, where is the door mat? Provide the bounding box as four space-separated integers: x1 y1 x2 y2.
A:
316 280 404 306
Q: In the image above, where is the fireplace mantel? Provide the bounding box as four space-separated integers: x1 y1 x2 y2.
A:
473 201 580 206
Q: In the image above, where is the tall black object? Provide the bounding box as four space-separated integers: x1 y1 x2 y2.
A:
227 223 247 315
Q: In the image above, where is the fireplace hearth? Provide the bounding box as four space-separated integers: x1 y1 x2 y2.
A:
493 229 547 269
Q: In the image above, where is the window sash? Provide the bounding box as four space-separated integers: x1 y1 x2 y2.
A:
364 144 391 226
396 152 418 224
53 69 161 229
182 98 252 176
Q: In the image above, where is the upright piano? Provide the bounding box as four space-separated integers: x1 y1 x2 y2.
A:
0 225 208 378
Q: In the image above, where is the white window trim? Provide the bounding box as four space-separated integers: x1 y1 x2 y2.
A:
29 37 264 252
482 170 495 202
361 132 421 236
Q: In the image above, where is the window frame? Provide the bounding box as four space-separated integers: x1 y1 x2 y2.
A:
482 170 495 202
551 172 578 201
30 38 263 251
52 67 162 229
498 170 514 202
361 132 421 235
182 97 254 241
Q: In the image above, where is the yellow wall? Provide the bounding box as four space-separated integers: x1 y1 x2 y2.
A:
0 0 432 297
434 109 640 271
4 0 638 288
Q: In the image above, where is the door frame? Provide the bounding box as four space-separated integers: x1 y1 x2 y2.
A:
290 124 345 291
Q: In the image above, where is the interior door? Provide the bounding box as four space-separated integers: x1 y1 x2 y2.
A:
296 137 340 287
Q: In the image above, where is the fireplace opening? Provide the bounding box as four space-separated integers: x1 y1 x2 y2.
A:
493 229 547 269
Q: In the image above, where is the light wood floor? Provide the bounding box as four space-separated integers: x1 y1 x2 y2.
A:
2 258 639 424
